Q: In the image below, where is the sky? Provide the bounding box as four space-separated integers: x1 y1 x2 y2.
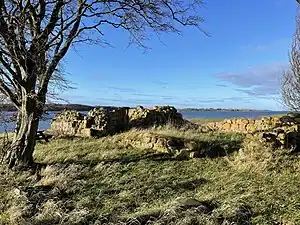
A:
60 0 298 110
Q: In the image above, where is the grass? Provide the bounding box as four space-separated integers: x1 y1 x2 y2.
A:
1 125 300 224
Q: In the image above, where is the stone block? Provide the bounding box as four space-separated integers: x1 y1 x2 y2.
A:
80 128 93 137
222 123 231 130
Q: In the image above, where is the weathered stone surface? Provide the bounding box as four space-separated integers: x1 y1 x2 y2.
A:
178 198 206 208
128 105 185 128
207 116 300 134
50 110 88 136
88 107 130 136
52 110 85 122
246 124 256 132
205 115 300 151
223 123 231 130
50 105 186 138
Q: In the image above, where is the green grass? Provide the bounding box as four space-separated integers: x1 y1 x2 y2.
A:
1 125 300 224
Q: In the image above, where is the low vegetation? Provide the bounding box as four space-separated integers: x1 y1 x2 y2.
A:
0 124 300 224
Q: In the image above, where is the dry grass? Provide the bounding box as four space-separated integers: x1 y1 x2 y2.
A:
0 125 300 224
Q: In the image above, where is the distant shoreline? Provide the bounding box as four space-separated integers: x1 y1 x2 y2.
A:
178 108 275 112
0 104 278 112
0 104 116 112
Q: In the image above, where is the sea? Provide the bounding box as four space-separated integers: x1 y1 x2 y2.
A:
0 110 288 133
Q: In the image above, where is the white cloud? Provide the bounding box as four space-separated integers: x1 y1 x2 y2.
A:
214 62 289 97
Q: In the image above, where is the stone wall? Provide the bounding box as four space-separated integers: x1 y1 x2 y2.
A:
128 105 184 128
50 105 185 137
120 132 237 159
207 116 300 133
207 114 300 151
49 110 92 137
88 107 130 136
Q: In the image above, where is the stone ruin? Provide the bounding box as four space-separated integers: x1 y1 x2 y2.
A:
88 107 130 135
49 105 186 137
128 105 184 128
207 114 300 152
206 116 297 133
49 110 90 137
49 106 300 153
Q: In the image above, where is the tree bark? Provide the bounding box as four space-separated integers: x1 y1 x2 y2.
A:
14 111 21 137
4 94 39 169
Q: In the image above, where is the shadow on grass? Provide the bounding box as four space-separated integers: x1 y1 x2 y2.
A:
15 184 76 221
35 136 244 169
217 204 253 225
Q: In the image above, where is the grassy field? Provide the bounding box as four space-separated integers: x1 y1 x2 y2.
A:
1 125 300 224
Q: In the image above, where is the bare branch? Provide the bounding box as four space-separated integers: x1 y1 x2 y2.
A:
282 9 300 111
0 0 206 116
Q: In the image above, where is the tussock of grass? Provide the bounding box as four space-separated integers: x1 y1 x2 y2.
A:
1 125 300 224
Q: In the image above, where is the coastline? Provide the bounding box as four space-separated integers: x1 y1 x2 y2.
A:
0 104 280 113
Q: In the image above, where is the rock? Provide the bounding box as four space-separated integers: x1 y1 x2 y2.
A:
223 123 231 130
238 123 247 132
51 106 185 137
88 107 129 135
231 123 239 131
241 119 249 124
224 119 232 124
248 119 255 125
175 149 192 160
246 124 256 132
52 110 85 122
277 133 285 142
206 122 216 128
189 151 202 158
177 198 215 213
200 125 212 133
178 198 205 208
50 110 86 136
128 105 185 129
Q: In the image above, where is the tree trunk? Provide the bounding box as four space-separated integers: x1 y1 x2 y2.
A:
4 94 39 169
14 111 22 137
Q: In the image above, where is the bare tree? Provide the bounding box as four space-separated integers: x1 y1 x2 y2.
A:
0 0 205 169
282 10 300 111
0 94 7 125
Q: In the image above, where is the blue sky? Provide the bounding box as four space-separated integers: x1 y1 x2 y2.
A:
61 0 297 110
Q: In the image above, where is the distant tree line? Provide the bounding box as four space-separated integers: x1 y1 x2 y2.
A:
0 104 119 112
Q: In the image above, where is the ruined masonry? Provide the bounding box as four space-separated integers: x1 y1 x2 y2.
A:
49 107 300 156
50 106 185 137
206 114 300 151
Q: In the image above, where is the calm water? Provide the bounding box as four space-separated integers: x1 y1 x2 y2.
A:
181 111 287 119
0 110 288 133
